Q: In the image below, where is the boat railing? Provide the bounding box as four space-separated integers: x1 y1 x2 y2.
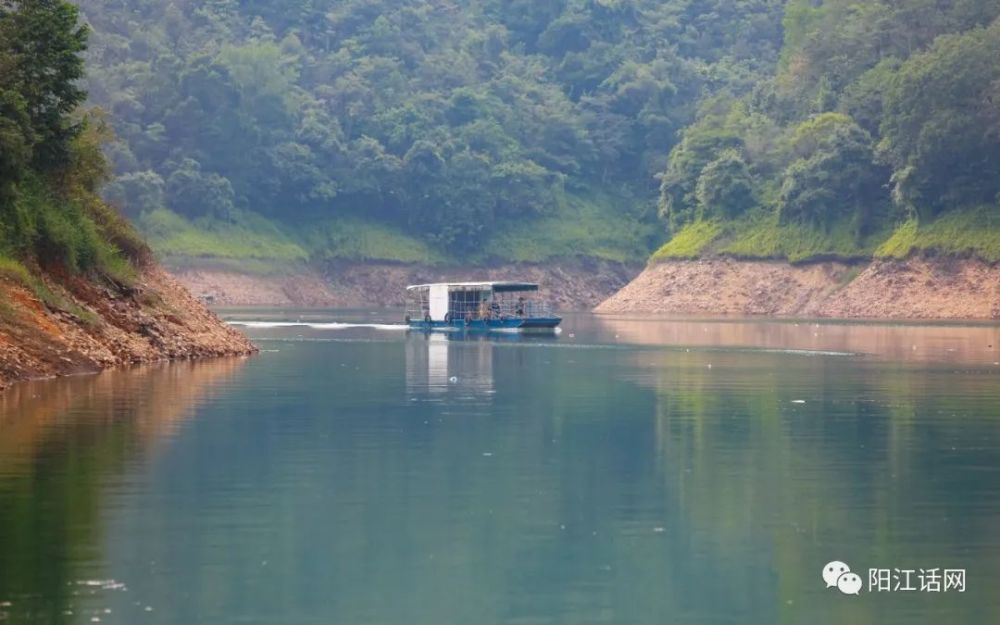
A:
479 299 554 320
405 296 555 321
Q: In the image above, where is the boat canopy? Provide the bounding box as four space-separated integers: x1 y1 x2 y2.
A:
406 282 539 293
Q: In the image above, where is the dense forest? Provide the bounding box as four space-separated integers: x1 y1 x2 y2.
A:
5 1 998 269
0 0 146 299
656 0 1000 261
76 0 787 264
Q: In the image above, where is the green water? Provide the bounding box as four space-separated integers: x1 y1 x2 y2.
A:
1 312 999 624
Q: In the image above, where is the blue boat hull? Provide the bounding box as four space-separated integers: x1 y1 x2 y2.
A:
408 316 561 331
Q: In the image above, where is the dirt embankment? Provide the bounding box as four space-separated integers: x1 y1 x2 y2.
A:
0 266 256 391
171 259 641 310
595 257 1000 320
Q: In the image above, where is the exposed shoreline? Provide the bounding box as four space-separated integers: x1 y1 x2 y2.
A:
169 255 1000 321
5 254 995 393
0 266 257 391
169 258 642 311
595 257 1000 320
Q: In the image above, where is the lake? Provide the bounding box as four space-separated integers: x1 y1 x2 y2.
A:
1 312 999 624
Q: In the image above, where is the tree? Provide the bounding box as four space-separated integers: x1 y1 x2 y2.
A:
0 86 32 204
68 0 792 253
658 97 744 231
695 149 756 220
105 170 166 217
778 121 886 231
0 0 89 170
165 159 236 220
879 21 1000 218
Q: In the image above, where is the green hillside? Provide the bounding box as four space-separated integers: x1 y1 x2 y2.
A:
655 0 1000 264
74 0 788 265
1 0 147 307
66 0 1000 267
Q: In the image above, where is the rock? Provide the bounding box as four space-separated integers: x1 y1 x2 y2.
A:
169 259 642 310
0 266 256 390
595 257 1000 320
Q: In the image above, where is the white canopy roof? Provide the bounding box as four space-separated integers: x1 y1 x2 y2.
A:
406 281 539 292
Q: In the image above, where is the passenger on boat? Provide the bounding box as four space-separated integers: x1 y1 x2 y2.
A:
515 297 525 317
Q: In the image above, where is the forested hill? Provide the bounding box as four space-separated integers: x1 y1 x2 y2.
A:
0 0 254 389
76 0 786 266
75 0 1000 267
654 0 1000 263
1 0 148 290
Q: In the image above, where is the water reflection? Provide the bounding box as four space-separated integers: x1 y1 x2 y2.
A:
405 333 495 397
634 347 1000 624
595 315 1000 364
1 316 999 625
0 358 248 625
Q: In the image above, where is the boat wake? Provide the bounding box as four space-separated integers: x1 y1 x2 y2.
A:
227 321 409 331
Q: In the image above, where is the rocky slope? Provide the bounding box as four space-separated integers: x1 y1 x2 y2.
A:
596 257 1000 320
0 266 256 391
171 259 640 310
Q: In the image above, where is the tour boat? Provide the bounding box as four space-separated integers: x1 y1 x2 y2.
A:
405 282 561 331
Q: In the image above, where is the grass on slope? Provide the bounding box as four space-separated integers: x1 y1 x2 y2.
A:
0 255 100 323
2 177 140 287
875 206 1000 262
650 205 1000 264
653 215 882 263
298 217 445 263
140 208 309 263
480 192 657 263
716 215 884 262
138 193 658 269
142 209 445 269
0 257 35 288
651 221 722 260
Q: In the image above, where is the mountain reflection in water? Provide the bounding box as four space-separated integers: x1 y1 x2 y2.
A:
0 313 997 625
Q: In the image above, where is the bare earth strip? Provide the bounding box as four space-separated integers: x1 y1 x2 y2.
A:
171 259 641 311
0 267 256 391
595 258 1000 320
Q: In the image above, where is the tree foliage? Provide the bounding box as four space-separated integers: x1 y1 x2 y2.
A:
695 149 755 220
0 0 145 278
75 0 786 251
1 0 89 170
659 0 1000 244
778 121 884 229
879 20 1000 218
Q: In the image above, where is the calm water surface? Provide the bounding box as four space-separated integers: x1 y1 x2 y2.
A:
1 312 999 624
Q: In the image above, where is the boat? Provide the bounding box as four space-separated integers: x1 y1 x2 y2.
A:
405 282 561 331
